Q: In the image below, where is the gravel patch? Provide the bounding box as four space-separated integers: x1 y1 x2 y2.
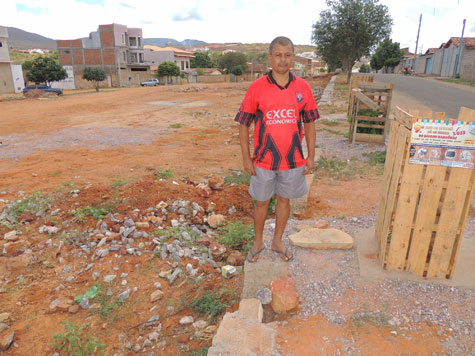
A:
0 127 167 160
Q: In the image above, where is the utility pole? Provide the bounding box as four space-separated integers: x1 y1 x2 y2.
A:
413 14 422 70
454 19 466 77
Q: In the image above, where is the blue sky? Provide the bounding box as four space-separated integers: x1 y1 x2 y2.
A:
3 0 475 52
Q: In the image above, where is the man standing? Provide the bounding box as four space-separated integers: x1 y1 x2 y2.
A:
235 36 319 263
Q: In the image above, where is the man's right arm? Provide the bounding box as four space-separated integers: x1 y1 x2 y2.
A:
239 124 256 176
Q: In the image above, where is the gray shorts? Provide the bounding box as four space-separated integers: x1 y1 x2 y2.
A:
248 166 308 202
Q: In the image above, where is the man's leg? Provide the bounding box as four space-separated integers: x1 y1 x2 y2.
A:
271 194 292 261
248 199 270 262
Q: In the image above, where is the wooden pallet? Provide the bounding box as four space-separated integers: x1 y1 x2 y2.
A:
347 74 374 116
375 106 475 278
348 82 393 144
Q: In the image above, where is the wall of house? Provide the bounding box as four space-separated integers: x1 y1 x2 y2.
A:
10 64 24 93
431 49 444 75
0 63 14 93
415 55 427 73
144 50 174 66
460 48 475 81
441 45 457 77
112 24 128 47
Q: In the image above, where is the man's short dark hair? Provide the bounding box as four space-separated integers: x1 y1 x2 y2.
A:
269 36 294 54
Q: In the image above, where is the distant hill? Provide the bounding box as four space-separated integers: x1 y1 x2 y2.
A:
144 38 206 48
6 27 57 50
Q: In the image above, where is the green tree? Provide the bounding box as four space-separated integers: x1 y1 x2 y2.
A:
359 63 370 73
312 0 392 83
190 51 214 68
83 67 107 92
370 38 403 73
218 52 247 73
26 56 67 86
157 61 181 84
231 65 244 76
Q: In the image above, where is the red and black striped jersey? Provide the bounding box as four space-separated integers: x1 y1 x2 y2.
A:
235 71 319 171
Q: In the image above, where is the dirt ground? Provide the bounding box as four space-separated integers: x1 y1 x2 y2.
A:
0 76 473 355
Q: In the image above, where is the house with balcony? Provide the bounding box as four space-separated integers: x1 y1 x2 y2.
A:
57 23 151 88
144 46 194 72
0 26 24 93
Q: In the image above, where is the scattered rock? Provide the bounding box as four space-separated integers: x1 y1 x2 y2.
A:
193 320 207 329
0 324 9 333
150 290 164 302
196 183 211 198
208 176 224 190
226 251 244 266
136 222 149 229
3 241 23 256
3 231 18 241
18 211 36 223
270 277 299 314
255 288 272 305
207 214 226 228
103 275 116 283
0 331 14 351
314 219 330 229
144 315 160 327
179 315 194 325
39 225 59 234
118 288 131 301
0 314 11 323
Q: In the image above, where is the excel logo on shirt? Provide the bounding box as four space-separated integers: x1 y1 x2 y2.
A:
295 91 304 103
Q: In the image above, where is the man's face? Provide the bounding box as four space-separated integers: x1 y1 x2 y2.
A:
268 43 294 75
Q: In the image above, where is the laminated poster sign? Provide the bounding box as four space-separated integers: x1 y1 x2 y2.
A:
409 118 475 169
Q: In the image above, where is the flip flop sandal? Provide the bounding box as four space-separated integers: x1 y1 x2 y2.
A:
271 247 294 262
246 247 265 263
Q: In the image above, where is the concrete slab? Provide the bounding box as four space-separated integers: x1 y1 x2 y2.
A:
354 227 475 289
238 298 263 322
242 253 289 299
207 311 278 356
289 228 354 249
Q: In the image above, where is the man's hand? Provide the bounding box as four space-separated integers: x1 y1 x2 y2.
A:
239 124 256 176
243 157 256 176
303 159 315 175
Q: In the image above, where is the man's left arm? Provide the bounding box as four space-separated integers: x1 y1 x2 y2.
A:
303 121 316 175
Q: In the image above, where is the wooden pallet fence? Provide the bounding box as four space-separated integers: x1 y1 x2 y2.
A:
347 74 374 116
375 106 475 278
348 82 393 144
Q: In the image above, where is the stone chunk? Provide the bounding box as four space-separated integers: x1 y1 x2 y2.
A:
270 277 299 314
207 214 226 228
3 231 18 241
314 219 330 229
289 228 353 249
208 176 224 190
0 330 14 351
238 298 263 322
150 290 164 302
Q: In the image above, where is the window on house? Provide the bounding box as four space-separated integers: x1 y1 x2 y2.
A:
139 53 144 63
129 37 137 47
181 61 184 70
64 50 71 54
138 38 141 47
0 42 3 47
123 52 126 62
122 34 125 44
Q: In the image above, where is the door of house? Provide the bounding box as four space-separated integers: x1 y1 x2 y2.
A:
425 58 432 74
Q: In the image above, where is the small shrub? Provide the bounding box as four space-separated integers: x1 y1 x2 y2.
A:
154 169 174 180
218 221 254 252
224 170 251 185
455 72 460 79
71 205 110 222
51 321 106 355
364 150 386 165
110 179 130 187
91 284 124 320
7 190 53 223
319 67 326 72
191 290 225 320
351 303 390 327
189 347 209 356
320 118 339 126
170 123 183 128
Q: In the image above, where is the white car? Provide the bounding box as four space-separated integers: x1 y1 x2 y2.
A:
140 79 159 87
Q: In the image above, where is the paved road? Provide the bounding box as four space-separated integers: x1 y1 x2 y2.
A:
374 74 475 118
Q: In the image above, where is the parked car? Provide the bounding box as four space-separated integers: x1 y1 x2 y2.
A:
140 79 159 87
23 84 63 96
